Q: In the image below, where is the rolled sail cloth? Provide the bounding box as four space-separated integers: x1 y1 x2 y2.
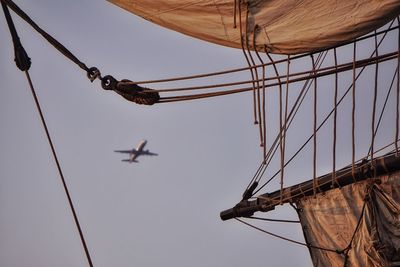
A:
109 0 400 55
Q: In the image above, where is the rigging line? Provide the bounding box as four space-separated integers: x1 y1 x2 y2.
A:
3 0 396 88
253 148 398 212
253 25 267 157
254 79 312 187
378 140 400 155
246 53 324 195
312 54 318 197
352 41 357 180
254 72 358 196
233 0 237 28
397 17 400 156
332 48 338 188
253 52 326 189
371 31 379 175
367 66 399 157
283 54 290 180
139 63 330 93
253 149 396 210
132 26 400 85
253 27 394 196
1 3 93 265
1 1 30 71
280 55 290 203
244 216 300 223
24 71 94 267
263 52 323 165
262 56 267 158
249 25 264 147
145 51 398 94
253 58 372 196
155 52 397 106
1 0 89 72
157 87 252 102
263 47 285 203
238 1 258 124
245 12 263 148
241 50 306 195
235 218 339 253
158 47 397 103
246 61 321 199
341 192 369 264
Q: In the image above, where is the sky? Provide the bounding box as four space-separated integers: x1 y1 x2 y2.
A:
0 1 398 267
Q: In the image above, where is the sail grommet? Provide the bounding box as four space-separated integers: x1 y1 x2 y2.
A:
101 75 117 90
87 67 101 82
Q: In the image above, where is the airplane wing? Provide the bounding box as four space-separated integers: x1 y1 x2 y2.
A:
141 151 158 156
114 149 137 154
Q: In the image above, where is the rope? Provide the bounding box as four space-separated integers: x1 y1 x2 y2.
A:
253 41 392 196
397 17 400 156
283 54 290 174
263 48 285 203
367 66 399 156
332 48 338 188
244 7 262 128
253 25 267 157
1 0 89 72
240 52 326 200
4 0 398 108
253 52 327 195
243 52 326 199
312 54 318 197
352 41 357 180
250 32 393 196
1 1 30 71
279 54 290 203
144 51 397 95
238 1 258 124
235 218 339 253
155 18 398 104
233 0 237 28
131 26 399 85
371 31 379 175
156 51 397 103
245 216 300 224
2 4 94 265
25 71 94 267
341 190 369 266
246 52 326 197
2 0 159 105
251 25 264 148
253 148 398 212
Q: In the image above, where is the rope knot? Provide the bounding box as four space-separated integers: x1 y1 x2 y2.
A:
116 80 160 105
100 75 159 105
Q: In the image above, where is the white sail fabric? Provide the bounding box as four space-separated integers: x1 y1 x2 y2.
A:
109 0 400 54
297 172 400 267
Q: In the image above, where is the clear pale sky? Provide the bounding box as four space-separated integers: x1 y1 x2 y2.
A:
1 1 397 267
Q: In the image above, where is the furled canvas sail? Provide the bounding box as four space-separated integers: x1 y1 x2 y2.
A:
297 172 400 267
109 0 400 54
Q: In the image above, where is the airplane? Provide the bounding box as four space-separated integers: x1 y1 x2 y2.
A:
114 140 158 163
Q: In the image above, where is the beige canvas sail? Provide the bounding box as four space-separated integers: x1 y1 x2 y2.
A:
109 0 400 54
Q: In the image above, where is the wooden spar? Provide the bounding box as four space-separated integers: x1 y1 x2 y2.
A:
220 151 400 221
